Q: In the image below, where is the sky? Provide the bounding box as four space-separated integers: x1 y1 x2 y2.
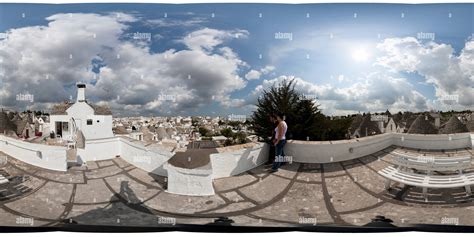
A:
0 3 473 117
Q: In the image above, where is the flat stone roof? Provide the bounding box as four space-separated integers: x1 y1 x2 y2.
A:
0 146 473 227
167 148 216 169
215 142 261 153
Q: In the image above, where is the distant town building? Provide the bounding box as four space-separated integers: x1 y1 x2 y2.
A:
347 111 460 138
407 114 438 134
211 135 228 145
0 111 17 137
349 114 382 138
439 116 469 134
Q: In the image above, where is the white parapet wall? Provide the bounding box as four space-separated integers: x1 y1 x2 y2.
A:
1 132 471 175
77 136 121 163
392 133 473 150
0 135 67 172
286 132 473 163
471 134 474 149
210 142 269 179
77 136 174 176
0 135 174 174
286 133 394 163
118 137 174 176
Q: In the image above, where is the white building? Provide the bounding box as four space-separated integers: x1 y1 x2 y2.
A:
49 83 114 140
377 117 403 133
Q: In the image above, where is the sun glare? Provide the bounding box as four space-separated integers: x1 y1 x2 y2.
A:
351 48 370 62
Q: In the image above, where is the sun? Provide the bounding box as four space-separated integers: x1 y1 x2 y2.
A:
351 48 370 62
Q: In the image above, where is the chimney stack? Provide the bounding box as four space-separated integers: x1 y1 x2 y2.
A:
77 83 86 102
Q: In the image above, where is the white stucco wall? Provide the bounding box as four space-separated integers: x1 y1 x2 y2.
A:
77 136 121 163
79 115 114 140
66 102 94 117
471 134 474 149
50 103 114 140
286 132 473 163
286 133 394 163
0 135 67 172
77 136 175 176
1 132 471 176
118 137 174 176
210 143 269 179
392 133 473 150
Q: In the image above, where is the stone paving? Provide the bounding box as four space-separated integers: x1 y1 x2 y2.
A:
0 146 473 228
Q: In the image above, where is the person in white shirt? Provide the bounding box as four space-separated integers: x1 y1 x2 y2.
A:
270 113 288 172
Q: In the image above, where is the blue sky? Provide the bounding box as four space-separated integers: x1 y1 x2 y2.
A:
0 3 473 116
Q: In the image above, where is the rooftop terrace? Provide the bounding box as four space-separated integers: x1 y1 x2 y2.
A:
0 145 473 227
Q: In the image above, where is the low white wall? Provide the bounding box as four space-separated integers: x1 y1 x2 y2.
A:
0 135 67 172
286 133 394 163
77 136 121 162
119 138 174 176
210 143 269 179
76 136 174 176
392 133 473 150
286 132 473 163
2 132 471 175
471 134 474 149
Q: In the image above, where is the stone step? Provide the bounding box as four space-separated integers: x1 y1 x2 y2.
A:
66 149 78 169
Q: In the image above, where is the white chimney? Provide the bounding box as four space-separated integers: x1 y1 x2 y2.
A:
77 83 86 102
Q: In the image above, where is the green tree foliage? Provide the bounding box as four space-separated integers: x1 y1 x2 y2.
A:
325 117 353 141
233 131 247 144
251 79 350 141
198 127 211 137
220 127 234 138
227 121 241 128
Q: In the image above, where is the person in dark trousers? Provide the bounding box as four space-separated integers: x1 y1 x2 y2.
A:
269 113 288 173
265 114 278 166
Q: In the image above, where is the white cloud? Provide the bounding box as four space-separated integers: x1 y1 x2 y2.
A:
245 70 261 80
244 65 275 80
251 37 469 115
261 65 275 74
376 37 474 109
247 73 429 115
181 27 249 52
0 13 249 116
